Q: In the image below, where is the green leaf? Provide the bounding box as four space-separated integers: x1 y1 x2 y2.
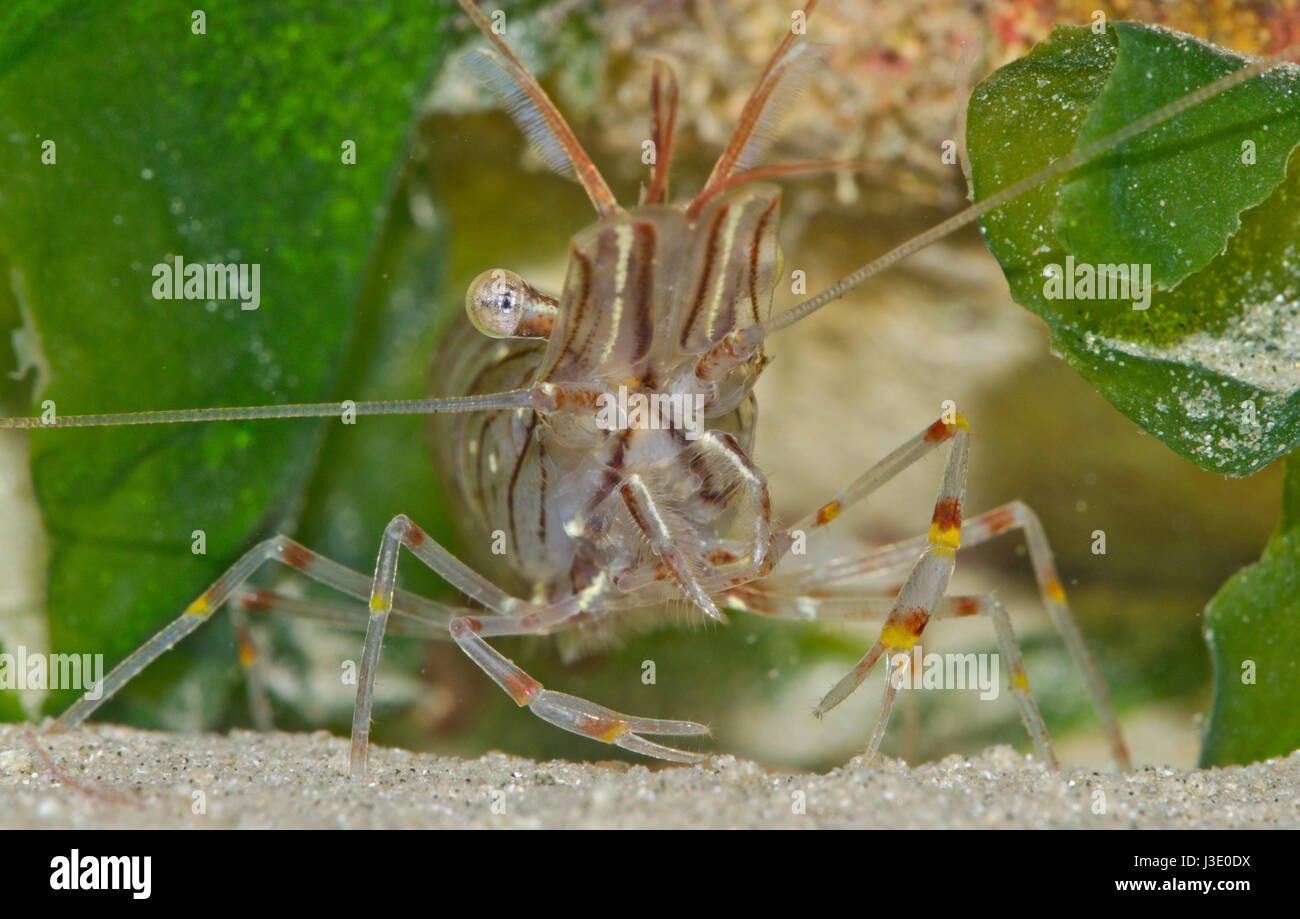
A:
968 23 1300 477
1058 23 1300 288
1201 449 1300 766
0 1 455 718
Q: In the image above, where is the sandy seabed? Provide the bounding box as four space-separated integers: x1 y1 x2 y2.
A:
1 724 1297 829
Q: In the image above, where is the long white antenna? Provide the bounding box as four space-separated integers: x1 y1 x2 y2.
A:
0 390 534 429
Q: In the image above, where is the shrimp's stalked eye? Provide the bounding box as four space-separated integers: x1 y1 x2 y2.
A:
465 269 557 340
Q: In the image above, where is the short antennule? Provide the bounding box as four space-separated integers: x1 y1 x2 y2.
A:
457 0 619 217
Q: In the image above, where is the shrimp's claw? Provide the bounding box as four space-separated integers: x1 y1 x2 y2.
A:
529 690 710 764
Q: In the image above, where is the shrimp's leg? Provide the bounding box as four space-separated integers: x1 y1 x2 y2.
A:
745 403 1128 770
618 411 952 598
357 514 710 774
807 413 970 761
449 607 711 764
620 474 723 621
234 587 454 641
613 431 775 597
49 536 466 733
228 601 273 731
228 586 471 731
724 587 1056 767
782 412 968 544
229 583 462 731
778 501 1131 770
616 410 966 597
